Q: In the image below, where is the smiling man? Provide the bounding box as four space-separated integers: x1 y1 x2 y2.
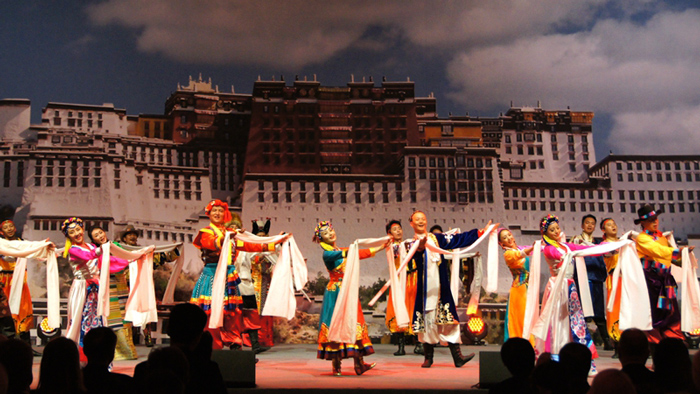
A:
405 210 495 368
634 204 694 346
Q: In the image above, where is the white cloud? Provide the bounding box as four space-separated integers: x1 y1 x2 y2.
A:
445 8 700 153
85 0 619 67
607 105 700 155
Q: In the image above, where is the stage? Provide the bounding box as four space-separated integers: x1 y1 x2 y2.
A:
27 343 654 393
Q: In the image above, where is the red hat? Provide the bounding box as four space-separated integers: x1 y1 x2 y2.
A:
205 199 233 224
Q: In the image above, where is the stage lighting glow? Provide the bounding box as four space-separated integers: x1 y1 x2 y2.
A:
463 315 488 346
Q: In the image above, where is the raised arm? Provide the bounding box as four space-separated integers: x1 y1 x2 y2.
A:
637 233 680 266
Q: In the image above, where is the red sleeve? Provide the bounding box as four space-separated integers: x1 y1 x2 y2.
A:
194 229 220 252
358 248 376 260
235 239 276 253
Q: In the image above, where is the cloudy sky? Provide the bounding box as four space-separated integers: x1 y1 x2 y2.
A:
2 0 699 157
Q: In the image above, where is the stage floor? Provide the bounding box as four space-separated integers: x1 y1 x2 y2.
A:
29 343 672 393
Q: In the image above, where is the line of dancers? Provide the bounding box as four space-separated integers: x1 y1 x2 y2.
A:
0 200 696 379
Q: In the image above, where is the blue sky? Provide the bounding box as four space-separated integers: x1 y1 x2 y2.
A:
2 1 700 158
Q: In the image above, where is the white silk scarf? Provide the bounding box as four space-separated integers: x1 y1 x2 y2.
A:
666 234 700 332
605 231 652 331
209 232 307 328
328 236 389 344
0 239 59 327
532 239 634 343
97 243 155 327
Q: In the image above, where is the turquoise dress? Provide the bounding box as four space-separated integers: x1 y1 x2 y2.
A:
316 242 375 360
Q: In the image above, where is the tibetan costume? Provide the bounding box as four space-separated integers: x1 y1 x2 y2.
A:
601 237 622 343
503 246 530 341
316 242 375 360
0 224 34 342
385 241 417 334
635 230 683 343
191 222 276 349
409 230 479 345
65 242 130 347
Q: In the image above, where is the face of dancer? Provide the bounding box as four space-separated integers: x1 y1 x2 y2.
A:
91 228 108 246
642 217 659 233
1 221 16 239
545 222 561 241
410 212 427 235
123 232 138 246
388 224 403 241
499 230 516 249
319 226 336 244
602 220 618 239
209 206 225 225
582 217 596 236
67 225 85 245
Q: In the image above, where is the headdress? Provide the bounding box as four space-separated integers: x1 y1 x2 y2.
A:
0 220 14 237
252 218 271 235
61 217 84 236
600 218 614 231
313 221 332 243
61 217 84 258
634 204 664 225
539 214 559 235
540 214 562 248
204 199 233 224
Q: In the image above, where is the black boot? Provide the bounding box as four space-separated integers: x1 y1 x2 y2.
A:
394 333 406 356
448 343 475 368
19 331 41 357
249 329 270 354
414 340 424 355
595 318 613 351
421 343 434 368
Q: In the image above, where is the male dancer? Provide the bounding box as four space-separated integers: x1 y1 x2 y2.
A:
406 211 495 368
634 204 693 346
570 214 612 350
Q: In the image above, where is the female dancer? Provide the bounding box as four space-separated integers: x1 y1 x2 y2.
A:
498 228 534 342
314 221 387 376
63 218 131 350
190 199 289 350
599 218 621 356
540 214 598 372
88 226 137 360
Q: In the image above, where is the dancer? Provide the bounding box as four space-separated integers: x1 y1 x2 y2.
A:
88 226 137 360
63 218 131 350
383 220 414 356
599 218 621 357
407 211 494 368
570 215 611 350
634 204 692 344
234 218 276 354
0 220 38 354
539 214 598 373
190 199 288 350
498 228 534 342
314 221 386 376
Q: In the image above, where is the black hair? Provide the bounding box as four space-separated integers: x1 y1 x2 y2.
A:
87 226 105 244
385 220 402 234
600 217 614 230
581 214 597 225
429 225 443 233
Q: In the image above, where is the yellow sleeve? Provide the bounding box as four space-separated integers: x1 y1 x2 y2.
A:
503 249 525 270
636 233 678 267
